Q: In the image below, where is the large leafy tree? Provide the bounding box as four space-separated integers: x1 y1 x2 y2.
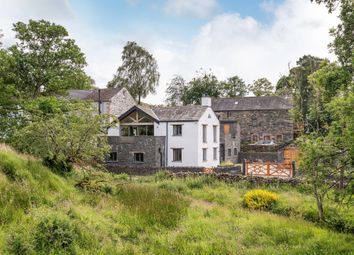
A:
288 55 324 132
312 0 354 74
13 97 111 173
249 77 274 96
220 75 248 97
108 41 160 104
8 20 92 98
183 70 220 105
165 75 187 106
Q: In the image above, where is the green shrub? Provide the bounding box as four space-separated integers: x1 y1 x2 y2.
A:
220 161 234 167
154 170 171 181
34 214 79 253
7 227 34 255
186 176 216 189
114 173 130 181
243 189 279 210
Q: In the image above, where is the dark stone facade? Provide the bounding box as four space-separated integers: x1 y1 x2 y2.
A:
219 121 240 163
216 109 294 144
108 136 165 167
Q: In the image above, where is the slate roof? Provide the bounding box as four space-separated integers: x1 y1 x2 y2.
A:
151 105 208 121
211 96 292 111
68 88 122 102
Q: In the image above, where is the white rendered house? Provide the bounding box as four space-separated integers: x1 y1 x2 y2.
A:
108 97 220 168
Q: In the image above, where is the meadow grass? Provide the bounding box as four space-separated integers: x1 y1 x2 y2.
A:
0 147 353 254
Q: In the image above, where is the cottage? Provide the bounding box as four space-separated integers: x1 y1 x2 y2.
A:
108 100 220 168
210 96 294 163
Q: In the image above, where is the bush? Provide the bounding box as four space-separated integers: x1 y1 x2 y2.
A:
34 214 79 253
7 227 34 255
243 189 279 210
154 170 171 181
220 161 234 167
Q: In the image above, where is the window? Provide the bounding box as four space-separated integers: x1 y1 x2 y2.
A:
228 148 231 156
234 148 237 155
224 124 230 135
213 125 217 143
276 134 283 143
213 147 217 160
252 134 258 142
263 135 271 141
173 125 182 136
203 125 207 143
109 152 117 161
203 148 207 161
227 111 231 118
134 153 144 162
172 148 182 162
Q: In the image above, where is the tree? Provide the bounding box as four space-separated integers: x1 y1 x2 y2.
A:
275 75 293 97
108 41 160 104
288 55 325 133
8 19 92 98
0 29 3 47
165 75 187 106
249 77 274 96
183 69 220 105
13 98 111 173
312 0 354 74
220 75 248 97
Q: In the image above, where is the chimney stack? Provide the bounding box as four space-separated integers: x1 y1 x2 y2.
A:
201 96 212 107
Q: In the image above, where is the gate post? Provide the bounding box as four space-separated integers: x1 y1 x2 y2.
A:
242 159 246 175
267 162 270 176
291 160 296 177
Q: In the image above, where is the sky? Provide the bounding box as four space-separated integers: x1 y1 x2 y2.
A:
0 0 339 104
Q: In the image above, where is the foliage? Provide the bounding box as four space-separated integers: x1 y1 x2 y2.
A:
165 75 187 106
0 148 353 254
108 41 160 103
220 160 234 167
8 19 92 97
220 75 248 97
249 77 274 96
183 69 221 105
34 214 79 254
12 98 111 173
243 189 279 210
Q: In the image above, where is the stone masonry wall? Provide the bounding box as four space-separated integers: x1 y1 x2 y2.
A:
220 122 240 163
216 109 293 144
108 136 165 167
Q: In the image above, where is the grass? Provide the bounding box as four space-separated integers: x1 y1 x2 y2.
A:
0 146 353 254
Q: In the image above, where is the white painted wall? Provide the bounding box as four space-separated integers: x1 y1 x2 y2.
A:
154 107 219 167
197 107 220 167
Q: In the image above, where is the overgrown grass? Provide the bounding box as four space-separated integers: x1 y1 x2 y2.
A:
0 146 353 254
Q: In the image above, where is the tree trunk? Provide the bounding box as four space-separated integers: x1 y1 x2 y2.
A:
314 190 324 221
138 94 141 104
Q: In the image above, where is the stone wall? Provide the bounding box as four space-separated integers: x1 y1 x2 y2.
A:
108 136 165 167
216 109 293 144
220 121 240 163
105 165 242 176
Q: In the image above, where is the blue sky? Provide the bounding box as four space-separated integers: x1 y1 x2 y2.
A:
0 0 338 104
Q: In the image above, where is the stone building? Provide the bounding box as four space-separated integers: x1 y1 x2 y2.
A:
210 96 294 163
107 103 220 167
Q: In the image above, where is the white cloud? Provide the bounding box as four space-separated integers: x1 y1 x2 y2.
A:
0 0 339 105
164 0 218 18
147 0 338 104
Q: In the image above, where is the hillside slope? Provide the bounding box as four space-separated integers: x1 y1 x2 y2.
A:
0 146 353 255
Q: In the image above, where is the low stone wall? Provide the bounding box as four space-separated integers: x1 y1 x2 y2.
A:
172 172 302 185
105 164 242 176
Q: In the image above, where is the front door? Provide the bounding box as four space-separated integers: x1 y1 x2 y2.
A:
220 144 225 162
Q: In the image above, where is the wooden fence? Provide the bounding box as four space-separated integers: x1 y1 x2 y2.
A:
245 161 293 178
